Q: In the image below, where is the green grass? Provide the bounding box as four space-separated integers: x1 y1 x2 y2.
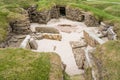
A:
104 5 120 17
93 41 120 80
91 0 120 2
0 48 51 80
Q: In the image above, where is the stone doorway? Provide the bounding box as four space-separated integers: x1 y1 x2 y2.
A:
59 7 66 16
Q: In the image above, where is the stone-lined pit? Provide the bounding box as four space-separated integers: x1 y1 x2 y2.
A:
28 18 108 76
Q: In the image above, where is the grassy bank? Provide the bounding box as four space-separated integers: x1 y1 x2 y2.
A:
92 41 120 80
0 48 67 80
0 48 51 80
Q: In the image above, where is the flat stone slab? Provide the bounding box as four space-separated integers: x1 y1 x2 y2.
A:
72 48 85 69
35 27 59 34
70 41 87 49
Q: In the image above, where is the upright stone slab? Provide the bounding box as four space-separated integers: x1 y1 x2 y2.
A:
29 38 38 50
20 35 31 49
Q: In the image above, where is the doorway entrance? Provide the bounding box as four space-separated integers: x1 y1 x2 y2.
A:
59 7 66 16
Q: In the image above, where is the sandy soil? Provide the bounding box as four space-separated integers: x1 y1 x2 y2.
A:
30 18 101 75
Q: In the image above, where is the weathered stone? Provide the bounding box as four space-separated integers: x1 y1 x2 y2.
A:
84 30 105 47
20 35 31 49
72 48 85 69
29 38 38 50
84 13 99 27
56 24 77 33
107 27 117 40
42 33 62 41
99 25 108 31
66 6 85 22
70 41 87 49
35 27 59 34
28 6 51 24
32 33 43 40
50 6 60 18
100 30 107 37
15 35 26 39
10 10 31 34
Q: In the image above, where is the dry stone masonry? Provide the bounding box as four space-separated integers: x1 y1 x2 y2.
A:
84 30 105 47
10 10 31 34
27 5 100 27
66 6 85 22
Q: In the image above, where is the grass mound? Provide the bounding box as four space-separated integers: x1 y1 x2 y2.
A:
0 48 67 80
104 5 120 17
92 41 120 80
0 48 51 80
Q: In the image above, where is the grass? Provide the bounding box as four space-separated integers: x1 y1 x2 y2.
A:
104 5 120 17
0 48 66 80
0 48 51 80
92 41 120 80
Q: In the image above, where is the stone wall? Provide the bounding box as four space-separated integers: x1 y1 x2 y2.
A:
66 6 85 22
10 10 30 34
66 6 99 27
84 13 99 27
42 33 62 41
27 5 99 27
28 6 51 24
35 27 60 34
84 30 105 47
51 6 60 18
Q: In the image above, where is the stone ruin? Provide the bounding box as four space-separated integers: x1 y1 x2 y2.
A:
27 5 99 26
0 4 117 79
0 4 117 48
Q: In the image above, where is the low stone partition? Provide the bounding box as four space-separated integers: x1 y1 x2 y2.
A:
20 35 38 50
42 33 62 41
84 30 105 47
35 27 60 34
19 35 31 49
